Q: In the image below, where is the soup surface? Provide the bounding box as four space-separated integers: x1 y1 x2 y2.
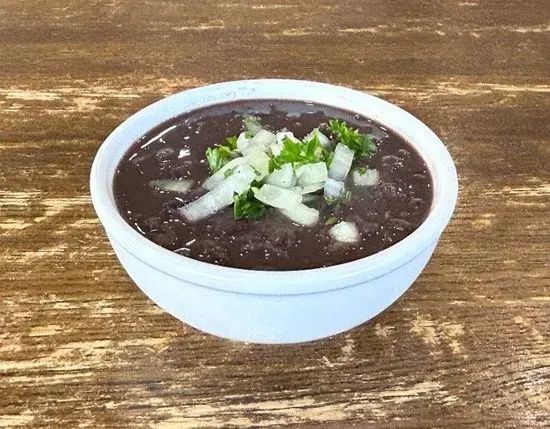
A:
114 100 433 270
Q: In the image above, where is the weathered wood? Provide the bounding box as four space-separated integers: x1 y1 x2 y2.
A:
1 0 549 427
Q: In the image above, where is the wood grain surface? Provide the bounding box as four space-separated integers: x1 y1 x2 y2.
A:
1 0 549 427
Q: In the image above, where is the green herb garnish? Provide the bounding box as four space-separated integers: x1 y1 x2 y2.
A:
233 188 267 220
270 136 325 172
325 217 338 226
205 136 238 173
328 119 376 158
243 116 263 135
225 135 238 150
357 167 367 175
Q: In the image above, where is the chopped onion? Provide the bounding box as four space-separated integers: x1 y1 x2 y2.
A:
294 182 324 194
243 116 263 136
304 128 330 147
236 132 252 153
276 131 300 145
329 221 360 243
353 168 379 187
180 165 255 222
242 129 276 155
328 143 354 181
202 150 269 190
280 203 319 226
266 163 295 188
245 150 270 180
295 162 328 186
270 142 283 156
324 178 345 199
253 184 302 209
149 179 194 194
202 156 247 190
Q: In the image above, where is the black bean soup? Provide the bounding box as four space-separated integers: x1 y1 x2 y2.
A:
114 100 433 270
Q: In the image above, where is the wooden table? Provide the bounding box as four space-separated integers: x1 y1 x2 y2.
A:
1 0 549 427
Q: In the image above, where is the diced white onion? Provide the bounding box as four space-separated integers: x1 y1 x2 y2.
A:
304 128 330 147
202 156 247 190
236 132 252 153
149 179 194 194
180 165 255 222
353 168 379 187
253 184 302 209
245 150 270 180
295 162 328 186
270 142 283 156
324 178 345 199
294 182 324 195
279 204 319 226
202 150 270 190
276 131 300 145
242 129 276 155
328 143 354 181
266 163 295 188
243 116 263 136
329 221 360 243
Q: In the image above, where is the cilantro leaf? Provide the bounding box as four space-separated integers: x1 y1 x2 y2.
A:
325 217 338 226
205 147 228 173
270 136 325 172
225 135 238 150
233 189 267 220
328 119 376 158
205 137 238 173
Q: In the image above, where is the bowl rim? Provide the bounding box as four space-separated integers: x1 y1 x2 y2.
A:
90 79 458 295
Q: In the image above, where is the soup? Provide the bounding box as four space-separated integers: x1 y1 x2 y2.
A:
113 100 433 270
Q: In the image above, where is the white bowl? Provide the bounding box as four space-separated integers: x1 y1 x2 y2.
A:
90 79 458 344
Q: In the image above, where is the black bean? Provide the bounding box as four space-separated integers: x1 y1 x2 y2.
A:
152 230 178 248
143 216 162 232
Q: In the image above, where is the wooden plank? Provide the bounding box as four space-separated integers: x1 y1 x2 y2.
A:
1 0 548 427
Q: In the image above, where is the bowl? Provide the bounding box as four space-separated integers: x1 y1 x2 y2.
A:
90 79 458 344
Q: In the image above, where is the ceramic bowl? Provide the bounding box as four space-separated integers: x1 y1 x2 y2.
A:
90 79 458 344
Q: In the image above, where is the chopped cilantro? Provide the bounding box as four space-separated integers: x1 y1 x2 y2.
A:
225 135 238 150
270 136 325 172
233 189 267 220
325 217 338 226
205 138 238 173
357 167 367 175
205 147 228 173
243 116 263 135
328 119 376 158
